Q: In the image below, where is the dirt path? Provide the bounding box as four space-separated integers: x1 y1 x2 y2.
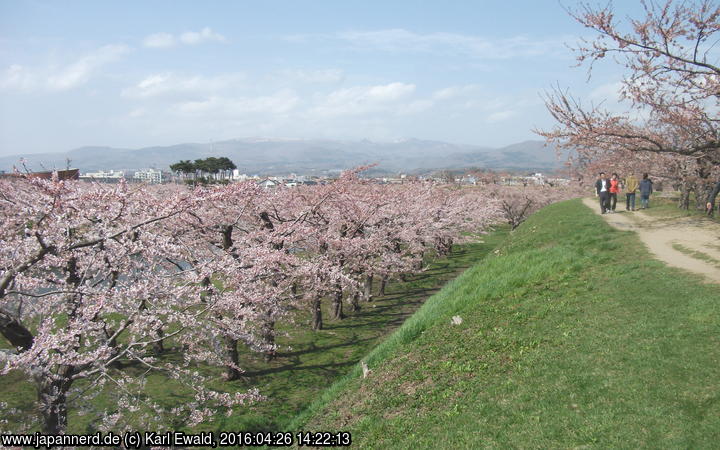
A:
581 197 720 283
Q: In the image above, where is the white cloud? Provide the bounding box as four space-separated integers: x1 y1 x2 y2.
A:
122 72 246 98
587 80 649 118
143 27 225 48
429 85 532 123
486 110 516 123
0 64 37 91
292 29 568 59
175 89 300 116
48 44 130 90
143 32 175 48
589 81 624 102
398 99 434 115
114 75 537 146
179 27 226 45
432 84 481 101
0 44 130 92
128 107 146 118
279 68 345 84
365 82 416 101
311 82 417 116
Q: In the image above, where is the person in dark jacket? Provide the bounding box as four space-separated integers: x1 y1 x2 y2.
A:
595 172 611 214
639 173 653 209
707 180 720 217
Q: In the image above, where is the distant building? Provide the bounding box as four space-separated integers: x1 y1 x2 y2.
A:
257 178 278 189
460 175 478 185
525 173 546 185
0 168 80 181
133 168 163 184
232 169 250 181
80 170 124 183
546 177 571 186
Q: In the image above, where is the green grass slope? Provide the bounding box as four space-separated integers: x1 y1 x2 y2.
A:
293 199 720 448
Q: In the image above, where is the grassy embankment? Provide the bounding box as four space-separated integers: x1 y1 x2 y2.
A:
0 227 510 433
294 198 720 448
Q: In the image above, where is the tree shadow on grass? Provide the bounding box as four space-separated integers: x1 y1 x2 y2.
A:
322 316 413 331
276 336 376 358
241 359 357 378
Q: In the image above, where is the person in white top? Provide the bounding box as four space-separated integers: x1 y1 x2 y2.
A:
594 172 611 214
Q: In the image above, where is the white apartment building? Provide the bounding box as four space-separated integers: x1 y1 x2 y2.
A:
79 170 125 183
133 168 163 184
232 169 249 181
80 170 125 180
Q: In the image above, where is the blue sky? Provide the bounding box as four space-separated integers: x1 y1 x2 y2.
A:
0 1 638 156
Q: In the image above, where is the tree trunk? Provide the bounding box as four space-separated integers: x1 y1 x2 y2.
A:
435 237 446 256
312 296 323 330
694 157 714 210
221 225 233 250
378 274 388 297
331 283 344 320
414 252 424 270
200 276 212 302
224 336 242 381
696 182 713 210
678 184 690 210
105 330 123 369
436 236 453 256
36 368 74 434
363 273 373 302
152 327 165 355
349 292 361 312
261 312 276 362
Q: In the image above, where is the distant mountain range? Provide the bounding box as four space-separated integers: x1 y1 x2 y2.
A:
0 138 567 175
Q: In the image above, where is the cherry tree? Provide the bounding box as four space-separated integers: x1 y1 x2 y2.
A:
249 169 502 330
168 180 328 378
223 177 353 331
487 183 583 230
538 0 720 202
350 182 502 298
0 176 260 433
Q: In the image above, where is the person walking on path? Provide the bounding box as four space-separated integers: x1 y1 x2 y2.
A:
609 173 620 213
624 173 639 211
639 173 653 209
706 180 720 217
595 172 611 214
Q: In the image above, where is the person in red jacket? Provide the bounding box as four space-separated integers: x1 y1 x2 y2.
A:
608 173 621 213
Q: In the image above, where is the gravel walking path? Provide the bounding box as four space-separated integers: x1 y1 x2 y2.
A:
582 197 720 283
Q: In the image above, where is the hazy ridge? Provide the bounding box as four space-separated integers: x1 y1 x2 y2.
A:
0 138 565 175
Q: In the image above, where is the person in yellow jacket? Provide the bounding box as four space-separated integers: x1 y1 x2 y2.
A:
624 174 639 211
